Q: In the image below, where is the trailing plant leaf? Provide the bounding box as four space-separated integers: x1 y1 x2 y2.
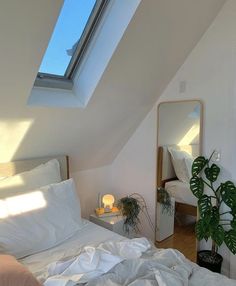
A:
118 196 141 233
225 230 236 255
198 195 212 218
192 156 207 176
211 225 225 247
220 181 236 209
157 187 174 216
117 193 155 234
190 176 204 199
204 164 220 183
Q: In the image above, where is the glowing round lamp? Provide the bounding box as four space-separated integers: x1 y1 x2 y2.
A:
102 194 115 212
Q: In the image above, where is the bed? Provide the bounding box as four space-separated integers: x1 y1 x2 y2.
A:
0 155 235 285
157 145 198 216
165 180 197 207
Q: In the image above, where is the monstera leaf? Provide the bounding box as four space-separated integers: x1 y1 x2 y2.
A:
192 156 207 176
231 207 236 218
204 164 220 183
225 230 236 255
210 206 220 228
195 219 209 241
231 218 236 230
190 176 204 199
211 225 225 247
220 181 236 208
198 195 212 218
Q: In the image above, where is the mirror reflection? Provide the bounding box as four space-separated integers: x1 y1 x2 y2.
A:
156 100 202 262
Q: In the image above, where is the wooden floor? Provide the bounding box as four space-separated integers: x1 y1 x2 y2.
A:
156 223 196 262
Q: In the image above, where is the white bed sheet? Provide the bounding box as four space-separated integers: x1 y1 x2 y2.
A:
165 180 197 206
20 219 236 286
20 219 124 283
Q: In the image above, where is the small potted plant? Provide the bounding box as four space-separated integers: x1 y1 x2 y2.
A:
117 193 154 234
156 187 175 241
157 187 174 215
190 153 236 273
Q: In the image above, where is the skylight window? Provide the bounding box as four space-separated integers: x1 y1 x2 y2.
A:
38 0 107 81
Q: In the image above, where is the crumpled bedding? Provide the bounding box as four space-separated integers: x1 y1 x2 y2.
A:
84 248 192 286
44 238 151 285
42 238 236 286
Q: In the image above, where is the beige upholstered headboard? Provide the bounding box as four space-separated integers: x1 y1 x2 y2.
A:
157 144 199 187
0 156 69 180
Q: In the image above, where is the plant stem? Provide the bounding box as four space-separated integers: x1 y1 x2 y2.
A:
211 240 216 255
209 195 217 199
205 158 221 205
209 151 215 162
216 185 221 193
220 211 231 216
202 178 220 204
129 193 155 232
202 179 213 189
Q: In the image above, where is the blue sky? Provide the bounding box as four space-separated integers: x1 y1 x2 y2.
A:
39 0 96 76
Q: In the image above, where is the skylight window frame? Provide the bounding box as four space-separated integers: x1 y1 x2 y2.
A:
35 0 109 89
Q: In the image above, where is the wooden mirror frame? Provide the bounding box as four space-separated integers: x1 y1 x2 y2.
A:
155 99 203 255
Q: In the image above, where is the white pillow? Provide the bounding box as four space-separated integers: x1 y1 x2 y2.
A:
0 179 82 258
184 157 194 180
168 148 193 183
0 159 61 198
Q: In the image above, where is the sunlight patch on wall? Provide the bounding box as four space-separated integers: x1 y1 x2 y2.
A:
0 176 24 189
177 124 200 146
0 191 46 218
0 120 33 162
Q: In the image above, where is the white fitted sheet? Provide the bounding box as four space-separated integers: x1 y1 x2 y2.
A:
20 219 124 283
165 180 197 207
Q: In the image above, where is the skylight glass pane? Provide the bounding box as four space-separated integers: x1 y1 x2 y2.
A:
39 0 96 76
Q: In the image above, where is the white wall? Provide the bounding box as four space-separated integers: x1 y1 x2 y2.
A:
111 108 157 240
108 0 236 277
70 0 236 277
159 1 236 276
71 165 112 219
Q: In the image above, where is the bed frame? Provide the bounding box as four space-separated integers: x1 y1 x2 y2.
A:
0 155 69 180
157 145 198 217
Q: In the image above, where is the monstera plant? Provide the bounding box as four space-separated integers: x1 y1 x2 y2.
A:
190 152 236 272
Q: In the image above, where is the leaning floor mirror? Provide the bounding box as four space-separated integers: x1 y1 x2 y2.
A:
156 100 203 262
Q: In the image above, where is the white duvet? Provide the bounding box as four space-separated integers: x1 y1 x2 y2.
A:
21 221 235 286
44 238 151 286
43 238 235 286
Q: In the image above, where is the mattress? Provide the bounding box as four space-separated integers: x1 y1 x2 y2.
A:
165 180 197 206
20 219 124 283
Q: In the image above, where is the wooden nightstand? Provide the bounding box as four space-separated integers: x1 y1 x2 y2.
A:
89 214 133 238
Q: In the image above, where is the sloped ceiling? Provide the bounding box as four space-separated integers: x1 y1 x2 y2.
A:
0 0 226 172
